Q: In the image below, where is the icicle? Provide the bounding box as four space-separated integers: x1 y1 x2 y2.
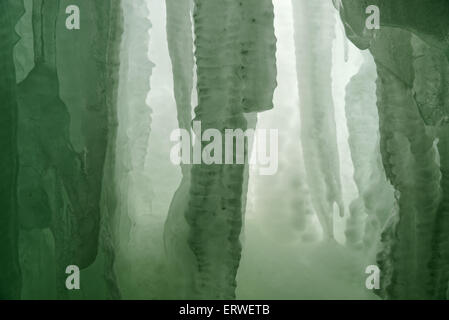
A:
115 0 153 267
16 0 85 297
164 0 195 298
166 0 194 133
292 0 344 240
184 0 277 299
238 0 276 234
185 0 247 299
14 0 124 298
17 0 61 231
343 52 394 249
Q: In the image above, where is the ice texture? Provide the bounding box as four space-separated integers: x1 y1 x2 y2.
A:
338 0 449 299
179 0 277 299
292 0 344 239
4 0 124 299
0 0 23 300
3 0 449 301
343 52 394 250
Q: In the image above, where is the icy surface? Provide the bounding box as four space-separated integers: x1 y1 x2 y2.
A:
3 0 449 300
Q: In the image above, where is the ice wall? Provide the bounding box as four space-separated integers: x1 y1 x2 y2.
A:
0 0 23 300
338 0 449 299
2 0 124 299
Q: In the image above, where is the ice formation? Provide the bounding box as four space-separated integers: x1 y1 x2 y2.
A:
338 0 449 299
2 0 449 300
